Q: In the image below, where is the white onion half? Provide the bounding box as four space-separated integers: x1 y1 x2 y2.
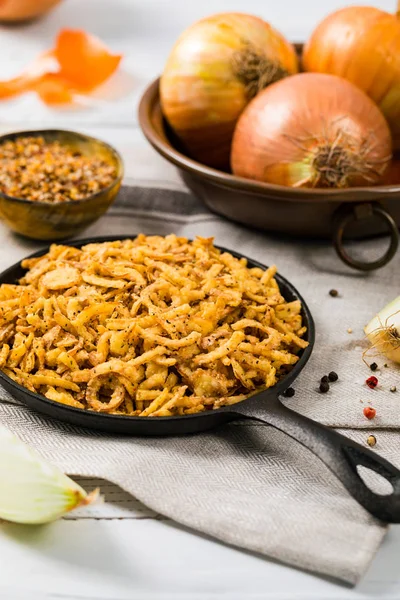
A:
0 425 98 524
365 296 400 364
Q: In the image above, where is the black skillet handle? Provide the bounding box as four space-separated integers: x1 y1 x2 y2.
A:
231 394 400 523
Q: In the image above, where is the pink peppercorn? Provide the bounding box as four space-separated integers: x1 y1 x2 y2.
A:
366 376 378 389
363 407 376 420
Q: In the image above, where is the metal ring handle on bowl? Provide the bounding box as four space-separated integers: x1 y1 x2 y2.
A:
333 203 399 271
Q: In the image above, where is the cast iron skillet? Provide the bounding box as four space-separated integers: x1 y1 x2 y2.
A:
0 235 399 523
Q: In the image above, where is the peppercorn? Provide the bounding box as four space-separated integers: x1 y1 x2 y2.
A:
328 371 338 382
319 381 330 393
366 376 378 389
390 386 397 393
370 362 378 371
283 387 295 398
320 375 329 383
363 407 376 420
367 435 377 447
329 289 338 297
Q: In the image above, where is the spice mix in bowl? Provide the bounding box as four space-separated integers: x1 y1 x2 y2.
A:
0 130 123 241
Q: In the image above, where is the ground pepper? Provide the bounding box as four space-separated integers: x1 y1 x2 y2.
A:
0 136 117 203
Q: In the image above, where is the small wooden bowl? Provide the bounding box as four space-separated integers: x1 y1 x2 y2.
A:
138 78 400 271
0 130 123 242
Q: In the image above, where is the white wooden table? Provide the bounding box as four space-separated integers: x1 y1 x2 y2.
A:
0 1 399 598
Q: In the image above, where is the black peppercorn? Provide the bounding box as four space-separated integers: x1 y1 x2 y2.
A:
319 381 330 393
328 371 338 382
329 289 339 297
284 387 295 398
370 362 378 371
320 375 329 383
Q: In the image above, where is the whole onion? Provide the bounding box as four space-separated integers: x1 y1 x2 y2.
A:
303 5 400 150
231 73 392 189
0 0 61 21
384 157 400 185
160 13 298 170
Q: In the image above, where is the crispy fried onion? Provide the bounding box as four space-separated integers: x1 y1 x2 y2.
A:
0 235 308 417
86 374 127 413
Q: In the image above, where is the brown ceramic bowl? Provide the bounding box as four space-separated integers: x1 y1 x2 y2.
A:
138 77 400 271
0 130 123 242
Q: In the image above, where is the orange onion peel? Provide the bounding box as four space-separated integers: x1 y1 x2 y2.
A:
160 12 298 170
231 73 392 189
303 4 400 150
0 50 53 100
0 29 122 105
54 29 122 91
35 73 74 105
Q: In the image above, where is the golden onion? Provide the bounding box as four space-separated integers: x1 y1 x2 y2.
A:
231 73 392 188
303 5 400 150
160 12 298 170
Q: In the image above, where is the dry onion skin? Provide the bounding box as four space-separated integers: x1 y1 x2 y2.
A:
303 5 400 150
160 12 298 170
0 235 308 418
0 29 122 105
231 73 392 188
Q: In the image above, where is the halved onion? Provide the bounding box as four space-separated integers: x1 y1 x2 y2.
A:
0 425 98 524
160 13 298 170
303 5 400 150
231 73 392 188
365 296 400 364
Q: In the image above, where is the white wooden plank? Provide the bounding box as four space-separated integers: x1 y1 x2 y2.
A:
0 519 399 600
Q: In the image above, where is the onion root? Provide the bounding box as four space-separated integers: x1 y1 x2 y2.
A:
232 43 289 100
289 128 391 188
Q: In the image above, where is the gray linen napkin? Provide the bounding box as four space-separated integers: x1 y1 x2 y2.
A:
0 183 398 585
